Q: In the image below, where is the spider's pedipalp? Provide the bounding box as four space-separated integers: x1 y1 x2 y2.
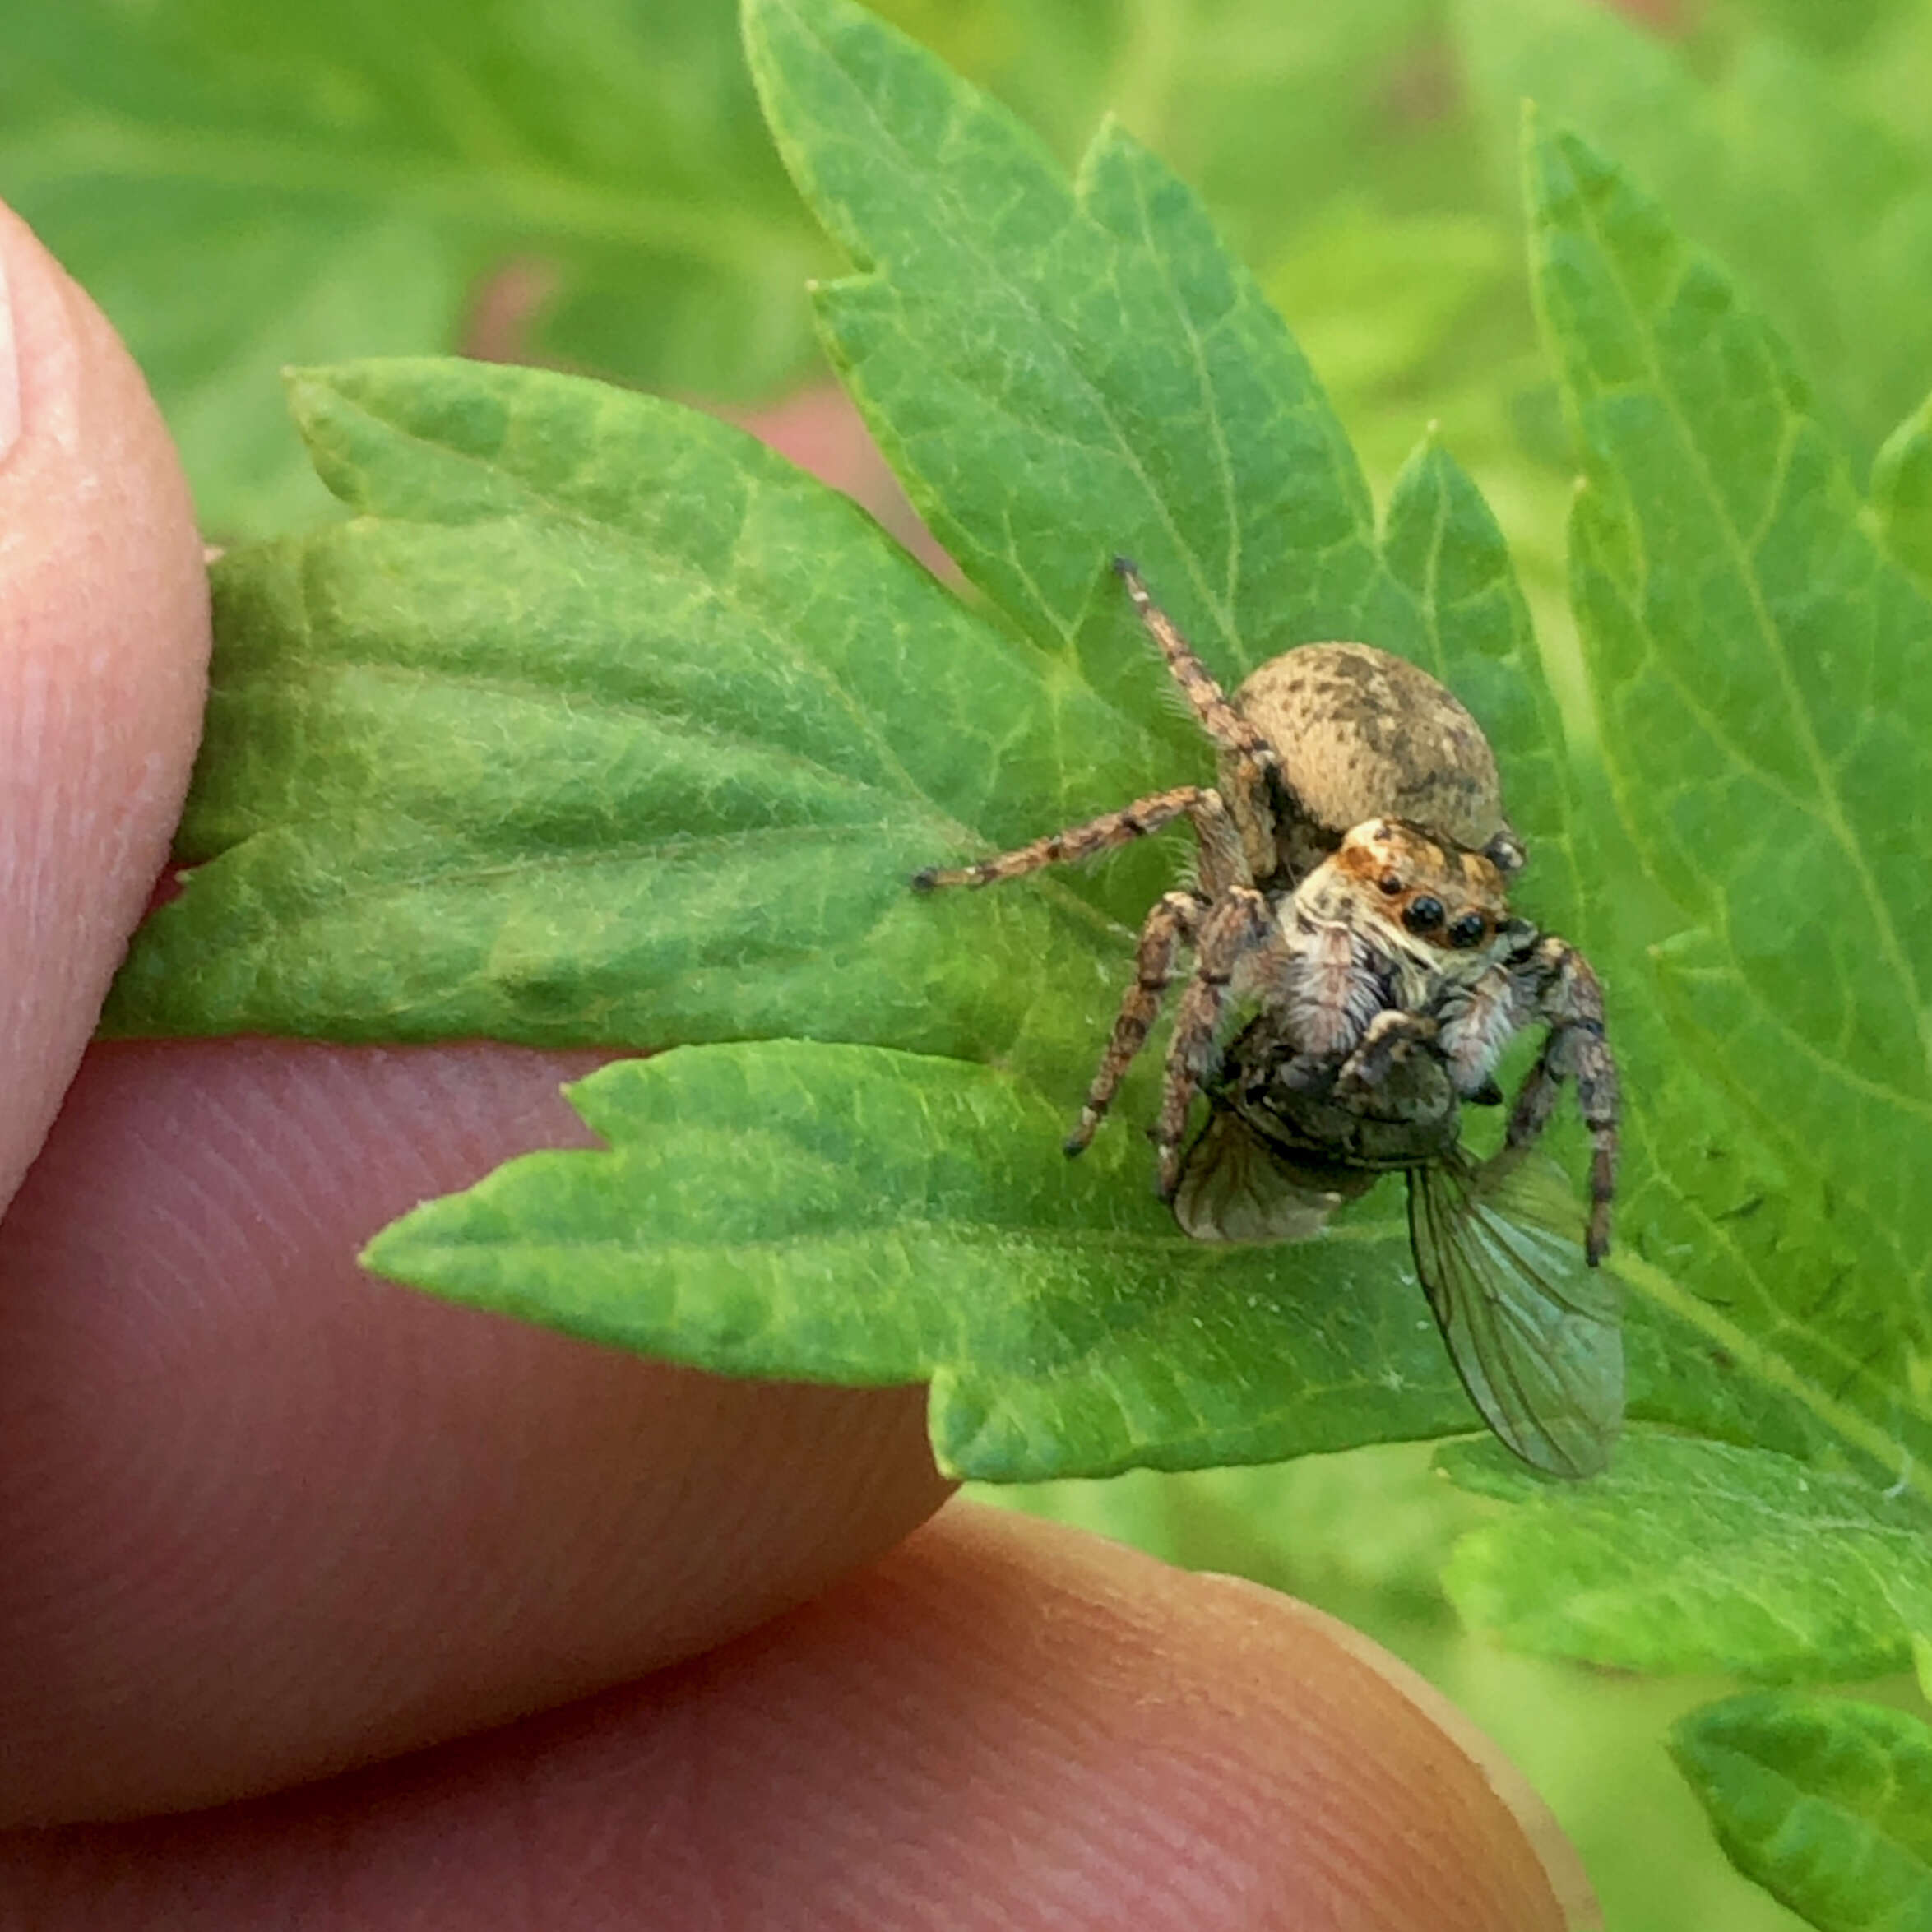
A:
1337 1007 1439 1097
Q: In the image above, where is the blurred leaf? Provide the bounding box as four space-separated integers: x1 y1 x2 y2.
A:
365 1041 1505 1482
1455 0 1932 464
1872 391 1932 591
1263 209 1509 402
1525 114 1932 1485
1841 3 1932 167
102 357 1166 1083
873 0 1455 257
1730 0 1905 58
1442 1435 1932 1680
1671 1691 1932 1932
0 0 827 535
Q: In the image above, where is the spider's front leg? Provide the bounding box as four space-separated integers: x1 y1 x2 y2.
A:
1503 934 1620 1265
1152 887 1282 1198
911 784 1248 897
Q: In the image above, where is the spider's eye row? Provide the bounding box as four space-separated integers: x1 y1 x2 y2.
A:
1378 873 1404 897
1448 911 1488 948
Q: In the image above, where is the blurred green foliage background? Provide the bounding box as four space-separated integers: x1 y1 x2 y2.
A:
12 1 1932 1924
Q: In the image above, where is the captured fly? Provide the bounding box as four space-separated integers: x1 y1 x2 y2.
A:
1174 1011 1624 1478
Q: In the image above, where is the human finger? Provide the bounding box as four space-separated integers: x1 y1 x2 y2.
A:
0 1501 1595 1930
0 200 206 1207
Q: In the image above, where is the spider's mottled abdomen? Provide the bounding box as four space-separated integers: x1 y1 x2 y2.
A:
1231 644 1517 869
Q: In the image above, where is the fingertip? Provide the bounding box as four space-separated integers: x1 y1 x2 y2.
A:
902 1506 1595 1931
0 200 208 1206
0 1499 1595 1930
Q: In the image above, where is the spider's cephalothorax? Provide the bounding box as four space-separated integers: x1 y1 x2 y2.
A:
914 561 1617 1262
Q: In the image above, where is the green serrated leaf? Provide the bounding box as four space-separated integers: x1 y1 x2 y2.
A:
102 357 1169 1092
744 0 1419 729
1441 1434 1932 1680
364 1041 1495 1481
1379 431 1585 940
1524 113 1932 1480
1671 1691 1932 1932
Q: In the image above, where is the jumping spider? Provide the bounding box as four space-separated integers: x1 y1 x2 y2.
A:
915 559 1619 1263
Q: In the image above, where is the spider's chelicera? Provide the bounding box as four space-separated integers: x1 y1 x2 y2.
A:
915 560 1624 1476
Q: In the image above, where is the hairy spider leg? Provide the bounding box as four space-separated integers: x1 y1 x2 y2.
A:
910 784 1246 893
1113 558 1281 884
1063 889 1207 1157
1153 887 1282 1198
1502 938 1619 1266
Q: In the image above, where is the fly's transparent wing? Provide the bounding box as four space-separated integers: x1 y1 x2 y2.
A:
1406 1147 1624 1478
1174 1110 1362 1244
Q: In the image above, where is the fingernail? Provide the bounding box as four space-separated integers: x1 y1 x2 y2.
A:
0 247 18 462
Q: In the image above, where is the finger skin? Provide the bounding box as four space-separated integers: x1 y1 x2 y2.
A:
0 1503 1591 1930
0 1039 952 1824
0 203 207 1207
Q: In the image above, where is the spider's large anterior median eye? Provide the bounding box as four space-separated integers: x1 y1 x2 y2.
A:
1403 895 1445 934
1448 911 1488 948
